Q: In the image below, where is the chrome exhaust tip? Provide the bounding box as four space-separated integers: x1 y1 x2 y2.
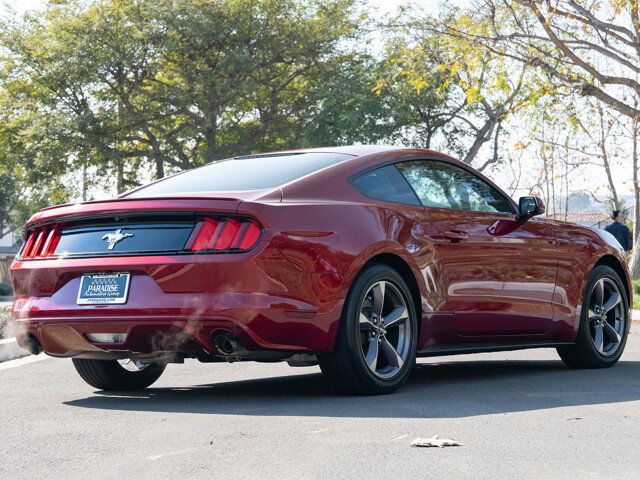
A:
213 331 247 357
22 334 43 355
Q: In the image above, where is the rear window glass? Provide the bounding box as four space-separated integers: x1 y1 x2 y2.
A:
126 152 352 196
352 165 421 205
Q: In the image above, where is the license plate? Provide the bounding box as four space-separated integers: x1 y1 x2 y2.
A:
77 272 131 305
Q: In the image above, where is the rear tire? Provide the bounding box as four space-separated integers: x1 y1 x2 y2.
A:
557 265 629 368
72 358 166 391
319 263 418 395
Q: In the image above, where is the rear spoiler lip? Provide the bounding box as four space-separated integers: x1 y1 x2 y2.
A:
24 190 283 234
23 197 242 235
37 195 245 212
36 189 280 212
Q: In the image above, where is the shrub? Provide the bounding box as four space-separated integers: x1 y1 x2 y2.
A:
631 280 640 310
0 305 10 339
0 283 13 296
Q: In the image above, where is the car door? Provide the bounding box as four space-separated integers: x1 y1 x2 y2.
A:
396 160 558 336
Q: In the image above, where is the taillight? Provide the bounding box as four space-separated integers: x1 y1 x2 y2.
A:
184 217 263 252
21 225 61 259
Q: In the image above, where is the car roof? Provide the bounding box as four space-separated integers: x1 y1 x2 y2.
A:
275 146 518 211
266 144 405 157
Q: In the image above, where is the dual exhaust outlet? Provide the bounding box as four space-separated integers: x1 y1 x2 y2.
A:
21 334 43 356
213 331 247 358
21 330 246 358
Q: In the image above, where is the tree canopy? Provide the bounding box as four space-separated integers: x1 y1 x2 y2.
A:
1 0 638 255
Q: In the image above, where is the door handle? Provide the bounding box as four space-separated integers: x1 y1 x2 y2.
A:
441 230 469 242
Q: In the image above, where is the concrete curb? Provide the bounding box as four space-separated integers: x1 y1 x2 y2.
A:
0 338 30 362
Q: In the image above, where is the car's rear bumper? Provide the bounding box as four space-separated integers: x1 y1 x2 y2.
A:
10 241 344 359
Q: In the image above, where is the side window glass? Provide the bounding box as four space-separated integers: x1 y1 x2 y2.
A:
396 161 513 214
352 165 420 205
395 161 456 209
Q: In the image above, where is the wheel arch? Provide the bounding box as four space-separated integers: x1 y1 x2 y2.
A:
357 252 423 333
593 254 631 304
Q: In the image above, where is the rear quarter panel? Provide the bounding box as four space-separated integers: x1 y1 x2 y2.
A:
543 219 631 340
241 196 452 350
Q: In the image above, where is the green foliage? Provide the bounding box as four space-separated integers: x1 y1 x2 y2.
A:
632 279 640 310
302 54 438 147
0 86 74 234
0 283 12 296
0 0 367 231
0 0 363 175
301 55 390 146
371 35 469 154
0 302 10 339
0 170 16 237
147 0 363 163
0 0 571 237
376 5 553 167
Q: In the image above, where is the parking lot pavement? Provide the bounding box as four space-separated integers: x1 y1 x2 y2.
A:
2 337 640 480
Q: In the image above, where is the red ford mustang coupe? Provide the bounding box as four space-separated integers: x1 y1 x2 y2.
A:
10 146 631 394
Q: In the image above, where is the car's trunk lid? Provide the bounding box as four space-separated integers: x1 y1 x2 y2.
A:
27 190 280 226
19 192 280 259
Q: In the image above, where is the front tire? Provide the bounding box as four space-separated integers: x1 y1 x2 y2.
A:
557 265 629 368
319 263 418 395
72 358 166 391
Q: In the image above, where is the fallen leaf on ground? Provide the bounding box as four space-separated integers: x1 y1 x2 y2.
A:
411 435 462 448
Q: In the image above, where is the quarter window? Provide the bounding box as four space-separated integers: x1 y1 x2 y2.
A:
396 161 513 214
352 165 421 205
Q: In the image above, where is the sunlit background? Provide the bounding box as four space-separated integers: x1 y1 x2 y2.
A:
0 0 632 214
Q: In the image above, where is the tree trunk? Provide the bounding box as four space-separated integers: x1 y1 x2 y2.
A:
0 259 10 285
564 158 569 215
116 158 124 194
425 129 433 149
204 113 218 164
542 147 552 217
629 245 640 278
82 163 88 202
633 116 640 240
155 158 164 180
600 146 621 211
115 98 125 194
462 116 496 165
629 114 640 279
550 142 556 216
597 102 621 211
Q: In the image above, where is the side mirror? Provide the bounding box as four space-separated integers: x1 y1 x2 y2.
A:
518 196 545 219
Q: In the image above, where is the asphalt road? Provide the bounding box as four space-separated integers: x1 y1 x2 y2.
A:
2 335 640 479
